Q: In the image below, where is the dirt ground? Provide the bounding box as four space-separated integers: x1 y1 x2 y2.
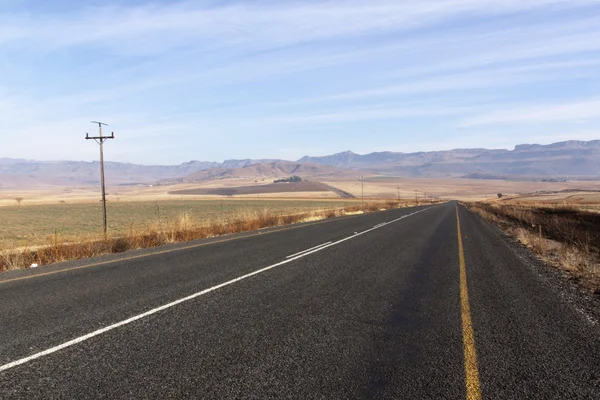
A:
169 181 333 196
322 178 600 201
504 191 600 203
0 179 337 206
3 177 600 206
492 191 600 213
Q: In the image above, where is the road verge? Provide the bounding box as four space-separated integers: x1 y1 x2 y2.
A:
1 200 439 272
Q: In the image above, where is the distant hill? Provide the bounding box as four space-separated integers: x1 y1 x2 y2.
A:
298 140 600 178
1 140 598 188
161 161 345 184
0 159 217 188
0 158 286 188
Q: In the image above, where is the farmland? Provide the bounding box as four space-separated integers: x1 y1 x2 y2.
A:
170 181 355 198
171 181 331 196
0 198 357 251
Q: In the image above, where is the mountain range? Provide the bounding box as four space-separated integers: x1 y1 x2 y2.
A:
1 140 598 188
299 140 600 177
159 162 348 185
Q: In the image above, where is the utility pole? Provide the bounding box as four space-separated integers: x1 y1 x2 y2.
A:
86 121 115 237
359 176 364 204
397 186 400 201
415 189 418 205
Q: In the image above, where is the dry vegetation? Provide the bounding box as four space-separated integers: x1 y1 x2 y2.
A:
322 177 600 201
169 181 333 196
0 199 437 271
466 201 600 292
0 178 340 206
5 177 600 206
0 199 356 249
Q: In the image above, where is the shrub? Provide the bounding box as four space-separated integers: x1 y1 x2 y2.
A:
111 237 131 253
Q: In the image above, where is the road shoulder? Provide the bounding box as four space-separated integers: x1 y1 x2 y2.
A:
462 204 600 327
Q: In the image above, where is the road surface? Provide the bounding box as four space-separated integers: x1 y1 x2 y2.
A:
0 202 598 399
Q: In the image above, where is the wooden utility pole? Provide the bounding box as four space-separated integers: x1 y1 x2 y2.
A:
359 176 364 204
86 121 115 237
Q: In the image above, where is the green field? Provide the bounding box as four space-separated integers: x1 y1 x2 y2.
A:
0 199 356 250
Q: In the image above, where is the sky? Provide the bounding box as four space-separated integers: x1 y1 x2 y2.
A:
1 0 600 165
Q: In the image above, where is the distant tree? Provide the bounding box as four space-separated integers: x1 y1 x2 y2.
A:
497 193 503 198
14 197 24 206
274 176 303 183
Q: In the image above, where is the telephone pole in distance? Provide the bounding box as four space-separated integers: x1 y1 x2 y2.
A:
86 121 115 237
359 176 364 204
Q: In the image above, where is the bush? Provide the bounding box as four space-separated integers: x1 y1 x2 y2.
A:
274 176 302 183
0 199 438 271
111 237 131 253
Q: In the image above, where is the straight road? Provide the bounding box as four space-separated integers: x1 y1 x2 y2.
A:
0 202 598 398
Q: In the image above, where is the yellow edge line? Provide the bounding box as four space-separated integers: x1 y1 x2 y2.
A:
457 204 482 400
0 216 348 285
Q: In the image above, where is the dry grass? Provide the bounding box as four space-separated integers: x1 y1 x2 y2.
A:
466 202 600 292
323 178 600 201
0 199 438 271
0 199 358 250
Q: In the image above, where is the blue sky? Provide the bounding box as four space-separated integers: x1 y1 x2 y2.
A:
1 0 599 165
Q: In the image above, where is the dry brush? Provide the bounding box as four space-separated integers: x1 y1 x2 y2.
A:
0 199 436 271
466 201 600 292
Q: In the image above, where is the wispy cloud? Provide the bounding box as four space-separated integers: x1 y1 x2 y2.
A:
461 99 600 127
0 0 599 163
1 1 595 53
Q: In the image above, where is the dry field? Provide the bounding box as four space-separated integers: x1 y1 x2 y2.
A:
0 198 358 251
0 178 338 206
0 198 435 271
5 177 600 206
322 178 600 201
170 181 334 196
498 191 600 213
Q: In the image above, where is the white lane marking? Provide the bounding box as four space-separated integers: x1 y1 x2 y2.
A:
373 222 388 228
296 208 431 256
285 242 332 259
0 206 436 373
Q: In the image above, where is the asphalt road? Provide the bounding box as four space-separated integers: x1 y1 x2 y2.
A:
0 202 598 399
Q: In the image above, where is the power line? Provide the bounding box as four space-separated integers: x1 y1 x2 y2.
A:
86 121 115 237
